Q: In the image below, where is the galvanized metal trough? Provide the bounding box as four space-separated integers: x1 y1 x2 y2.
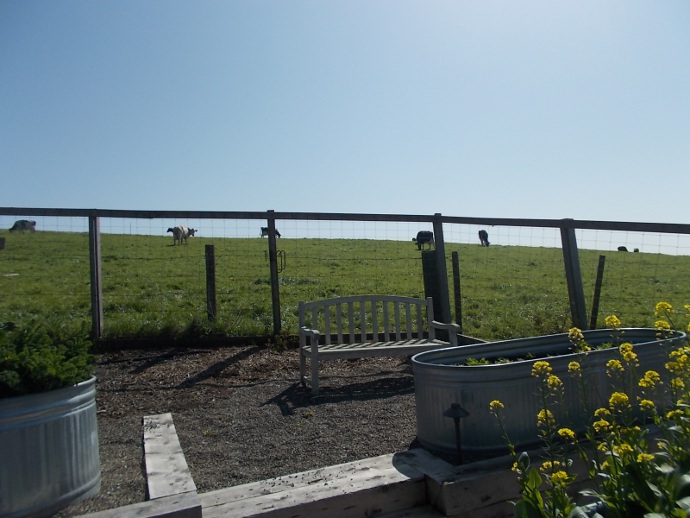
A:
412 328 686 459
0 376 100 517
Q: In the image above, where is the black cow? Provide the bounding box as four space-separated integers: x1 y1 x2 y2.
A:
413 231 434 250
9 220 36 233
478 229 490 247
617 246 628 252
260 227 281 238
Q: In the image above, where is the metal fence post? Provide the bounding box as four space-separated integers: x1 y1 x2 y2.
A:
205 244 217 321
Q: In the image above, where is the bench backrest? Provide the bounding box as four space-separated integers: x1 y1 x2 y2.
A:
298 295 435 344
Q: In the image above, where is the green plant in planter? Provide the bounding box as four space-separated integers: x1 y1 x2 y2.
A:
490 303 690 518
0 321 94 398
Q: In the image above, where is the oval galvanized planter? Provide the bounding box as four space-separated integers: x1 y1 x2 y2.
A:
412 328 686 459
0 376 100 517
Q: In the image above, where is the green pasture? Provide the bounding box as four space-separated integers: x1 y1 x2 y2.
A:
1 231 688 344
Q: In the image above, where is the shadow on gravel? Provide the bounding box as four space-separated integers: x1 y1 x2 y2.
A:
175 346 262 389
263 374 415 416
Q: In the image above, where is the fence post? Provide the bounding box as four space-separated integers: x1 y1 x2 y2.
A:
432 213 452 326
589 255 606 329
205 244 217 321
560 219 588 330
88 216 103 339
267 211 281 335
451 251 463 333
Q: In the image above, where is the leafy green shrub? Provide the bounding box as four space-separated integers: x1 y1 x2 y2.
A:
0 321 94 398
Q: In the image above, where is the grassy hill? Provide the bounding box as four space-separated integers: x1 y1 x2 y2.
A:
1 230 688 345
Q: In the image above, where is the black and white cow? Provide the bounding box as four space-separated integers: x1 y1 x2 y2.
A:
412 230 434 250
478 229 490 247
9 220 36 233
167 225 196 245
260 227 281 238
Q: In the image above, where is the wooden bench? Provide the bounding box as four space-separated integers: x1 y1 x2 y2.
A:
298 295 461 395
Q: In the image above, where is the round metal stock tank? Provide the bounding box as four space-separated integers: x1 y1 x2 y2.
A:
0 376 100 518
412 329 686 458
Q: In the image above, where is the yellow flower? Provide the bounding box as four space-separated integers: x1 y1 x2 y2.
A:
606 359 624 374
613 443 634 456
622 351 639 365
593 419 610 433
511 462 518 472
531 361 552 378
558 428 576 441
671 378 685 390
609 392 630 409
637 453 655 463
547 374 563 390
655 320 671 331
604 315 622 329
594 407 611 418
489 400 504 411
619 342 633 354
667 409 684 420
639 399 656 412
568 361 581 373
655 301 673 316
540 460 562 472
550 470 569 487
568 327 584 341
639 370 661 388
666 361 680 375
537 409 555 425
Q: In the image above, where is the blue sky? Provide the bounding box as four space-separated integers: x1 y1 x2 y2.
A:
1 1 689 224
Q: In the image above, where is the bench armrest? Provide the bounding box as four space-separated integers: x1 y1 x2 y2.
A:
430 320 462 347
299 326 321 354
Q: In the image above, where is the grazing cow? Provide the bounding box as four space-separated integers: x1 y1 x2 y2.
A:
166 225 196 245
617 246 628 252
9 220 36 233
412 230 434 250
478 229 490 247
634 248 639 253
260 227 281 238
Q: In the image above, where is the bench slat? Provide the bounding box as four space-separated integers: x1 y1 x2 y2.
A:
324 305 331 345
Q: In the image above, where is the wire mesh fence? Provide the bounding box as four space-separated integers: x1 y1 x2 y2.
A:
1 210 689 343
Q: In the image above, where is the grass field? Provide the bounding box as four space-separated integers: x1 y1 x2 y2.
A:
1 230 689 345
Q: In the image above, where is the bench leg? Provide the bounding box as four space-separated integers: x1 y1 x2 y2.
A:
299 348 307 386
311 353 320 396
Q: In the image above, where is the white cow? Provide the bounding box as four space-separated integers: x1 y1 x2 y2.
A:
260 227 281 238
167 225 197 245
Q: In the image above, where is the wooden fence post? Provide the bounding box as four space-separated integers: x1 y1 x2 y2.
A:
452 251 463 333
589 255 606 330
432 213 452 330
560 219 588 330
267 211 281 335
88 216 103 339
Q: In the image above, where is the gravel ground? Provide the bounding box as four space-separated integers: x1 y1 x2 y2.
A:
57 345 420 516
